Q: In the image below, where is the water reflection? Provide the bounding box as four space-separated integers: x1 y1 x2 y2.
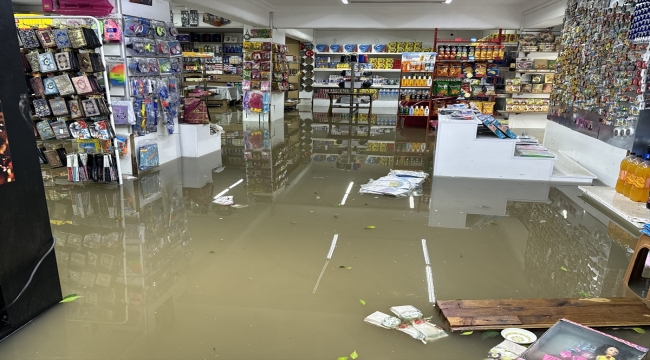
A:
429 177 636 299
0 110 646 360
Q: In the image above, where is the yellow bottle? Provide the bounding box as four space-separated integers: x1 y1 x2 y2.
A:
630 158 650 202
401 77 407 86
616 153 636 194
624 155 643 198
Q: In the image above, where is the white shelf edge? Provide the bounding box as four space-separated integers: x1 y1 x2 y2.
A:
313 68 400 72
315 52 403 55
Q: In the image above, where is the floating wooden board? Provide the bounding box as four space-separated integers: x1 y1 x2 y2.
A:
437 298 650 332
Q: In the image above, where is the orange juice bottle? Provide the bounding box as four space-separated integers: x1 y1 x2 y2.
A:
630 157 650 202
616 153 635 194
624 155 643 198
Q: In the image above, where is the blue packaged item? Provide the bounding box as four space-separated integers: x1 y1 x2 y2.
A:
138 143 159 171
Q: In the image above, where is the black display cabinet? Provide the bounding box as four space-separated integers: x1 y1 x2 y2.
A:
0 0 61 341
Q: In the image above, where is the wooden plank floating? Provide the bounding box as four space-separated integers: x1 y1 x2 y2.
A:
437 298 650 332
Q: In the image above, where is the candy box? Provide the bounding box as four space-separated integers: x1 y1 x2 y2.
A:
516 58 533 70
534 59 549 69
517 319 648 360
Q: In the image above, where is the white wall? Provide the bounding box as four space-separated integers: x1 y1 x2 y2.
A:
170 9 245 29
522 0 567 29
273 6 523 30
286 29 314 43
120 0 170 21
544 121 627 187
315 30 485 47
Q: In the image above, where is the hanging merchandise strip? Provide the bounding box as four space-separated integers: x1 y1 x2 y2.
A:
117 15 182 137
16 15 123 184
548 0 648 148
242 40 271 113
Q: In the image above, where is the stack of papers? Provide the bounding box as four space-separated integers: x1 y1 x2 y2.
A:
359 170 429 197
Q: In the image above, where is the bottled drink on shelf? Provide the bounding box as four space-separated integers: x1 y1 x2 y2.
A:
630 156 650 202
624 155 644 198
616 153 636 194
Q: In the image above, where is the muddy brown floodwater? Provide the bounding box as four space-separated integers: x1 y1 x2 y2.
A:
0 110 648 359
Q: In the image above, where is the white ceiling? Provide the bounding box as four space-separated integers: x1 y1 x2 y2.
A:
172 0 560 29
12 0 565 30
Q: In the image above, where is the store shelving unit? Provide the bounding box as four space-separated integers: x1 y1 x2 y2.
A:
501 29 560 128
178 29 243 75
16 15 123 185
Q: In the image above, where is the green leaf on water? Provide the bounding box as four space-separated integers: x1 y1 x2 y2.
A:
560 266 568 272
359 299 366 305
209 251 215 254
339 266 345 268
482 330 500 340
460 331 474 336
365 226 376 229
631 327 646 334
350 350 358 359
334 204 341 207
577 291 591 298
60 294 82 303
290 221 298 224
337 357 348 360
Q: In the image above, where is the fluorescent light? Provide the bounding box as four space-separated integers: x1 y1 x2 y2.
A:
340 182 354 205
342 0 348 3
445 0 452 3
409 196 414 209
326 234 339 259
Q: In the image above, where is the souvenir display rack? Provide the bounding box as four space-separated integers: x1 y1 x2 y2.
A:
176 30 243 76
549 0 648 150
99 15 184 176
16 15 122 185
104 15 185 176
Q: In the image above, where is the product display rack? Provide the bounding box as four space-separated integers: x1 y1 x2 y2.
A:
16 15 123 185
177 29 243 76
433 28 519 120
495 29 559 126
393 52 438 171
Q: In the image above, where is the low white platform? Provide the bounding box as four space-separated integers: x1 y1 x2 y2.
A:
579 186 649 228
179 124 221 158
434 116 556 181
551 151 598 184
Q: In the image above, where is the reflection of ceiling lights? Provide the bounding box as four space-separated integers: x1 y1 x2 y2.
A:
342 0 348 3
445 0 452 3
213 179 244 199
340 182 354 205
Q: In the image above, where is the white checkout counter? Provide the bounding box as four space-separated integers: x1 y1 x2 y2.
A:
434 114 596 184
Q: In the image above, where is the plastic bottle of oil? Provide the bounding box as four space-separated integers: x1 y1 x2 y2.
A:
624 155 643 198
616 153 636 194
